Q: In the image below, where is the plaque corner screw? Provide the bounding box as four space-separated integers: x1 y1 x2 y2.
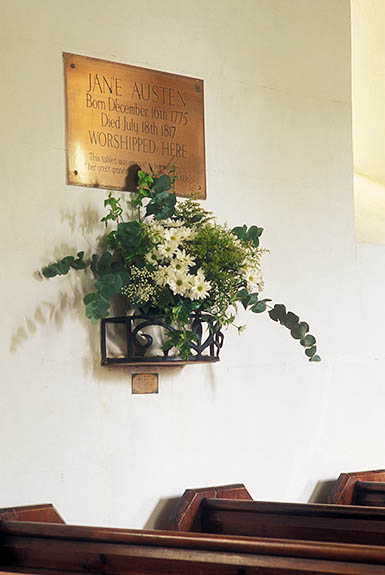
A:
73 170 78 176
70 63 75 69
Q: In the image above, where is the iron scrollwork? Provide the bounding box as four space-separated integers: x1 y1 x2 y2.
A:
101 314 224 365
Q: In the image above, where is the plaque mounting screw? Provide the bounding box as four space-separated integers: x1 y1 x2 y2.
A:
70 63 75 69
73 170 78 176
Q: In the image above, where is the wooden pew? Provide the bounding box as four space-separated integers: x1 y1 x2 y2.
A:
168 483 385 545
329 469 385 506
3 503 385 574
0 503 65 524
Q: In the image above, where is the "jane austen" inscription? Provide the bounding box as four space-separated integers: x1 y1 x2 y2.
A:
65 54 205 198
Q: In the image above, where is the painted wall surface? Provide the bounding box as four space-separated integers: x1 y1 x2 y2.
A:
352 0 385 243
2 0 382 530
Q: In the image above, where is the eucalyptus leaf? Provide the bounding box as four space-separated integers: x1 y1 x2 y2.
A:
291 323 308 340
305 345 317 358
300 334 316 347
284 312 300 330
232 224 247 240
246 225 264 247
251 301 267 313
269 304 287 323
151 174 171 193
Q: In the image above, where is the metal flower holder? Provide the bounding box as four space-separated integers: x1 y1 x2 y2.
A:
101 314 224 365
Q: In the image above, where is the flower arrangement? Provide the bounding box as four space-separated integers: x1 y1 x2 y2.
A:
42 170 320 362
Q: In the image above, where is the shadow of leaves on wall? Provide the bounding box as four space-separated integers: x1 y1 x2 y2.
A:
60 205 100 235
9 205 101 357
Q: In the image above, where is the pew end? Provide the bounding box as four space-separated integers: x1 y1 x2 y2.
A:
168 483 253 531
0 503 65 524
329 469 385 505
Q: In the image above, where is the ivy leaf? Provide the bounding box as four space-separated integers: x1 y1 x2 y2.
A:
310 354 321 362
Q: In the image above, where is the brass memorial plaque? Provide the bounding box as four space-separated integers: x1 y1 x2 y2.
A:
64 53 206 198
132 373 159 395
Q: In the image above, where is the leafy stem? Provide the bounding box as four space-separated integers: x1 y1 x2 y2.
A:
236 289 321 362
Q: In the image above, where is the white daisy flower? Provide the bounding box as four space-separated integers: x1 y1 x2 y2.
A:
157 240 179 259
244 268 262 292
161 218 184 227
169 257 189 273
168 271 191 296
145 249 161 265
163 228 185 245
188 274 211 300
154 266 169 287
174 249 195 268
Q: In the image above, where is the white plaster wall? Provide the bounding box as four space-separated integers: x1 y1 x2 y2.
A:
2 0 381 529
352 0 385 243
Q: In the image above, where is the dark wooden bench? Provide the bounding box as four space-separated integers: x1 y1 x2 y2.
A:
3 503 385 574
168 483 385 546
329 469 385 506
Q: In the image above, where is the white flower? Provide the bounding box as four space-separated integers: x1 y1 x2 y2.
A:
163 227 185 245
174 249 195 268
162 218 184 227
154 266 169 287
158 240 179 259
244 267 263 292
179 227 197 241
169 257 189 273
188 273 211 300
168 270 191 296
145 249 161 266
146 221 165 241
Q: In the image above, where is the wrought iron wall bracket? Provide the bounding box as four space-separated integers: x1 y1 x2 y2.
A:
100 315 224 366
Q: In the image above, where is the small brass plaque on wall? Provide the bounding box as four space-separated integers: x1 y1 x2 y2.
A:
64 53 206 198
132 373 159 395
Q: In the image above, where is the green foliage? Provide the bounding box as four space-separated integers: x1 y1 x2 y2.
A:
174 198 213 226
162 326 198 360
236 289 271 314
146 188 176 220
83 263 131 321
105 221 151 268
100 192 123 226
232 224 264 248
42 252 89 277
40 168 321 362
267 303 320 362
131 170 154 208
